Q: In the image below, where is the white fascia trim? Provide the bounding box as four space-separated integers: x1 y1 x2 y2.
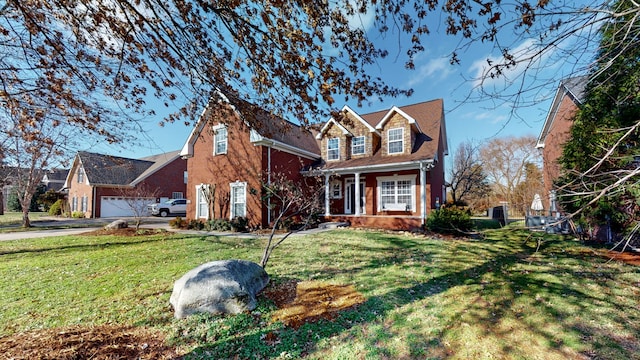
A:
180 102 214 158
342 105 380 135
315 159 434 175
375 106 423 133
251 136 320 160
315 118 352 140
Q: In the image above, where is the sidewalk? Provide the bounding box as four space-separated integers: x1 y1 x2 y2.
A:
0 216 333 241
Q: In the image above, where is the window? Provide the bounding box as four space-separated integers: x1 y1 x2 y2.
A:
172 192 183 199
388 128 404 154
183 171 188 184
214 126 228 155
377 175 415 211
77 168 84 183
327 138 339 161
230 181 246 218
81 196 88 212
330 180 342 199
196 185 208 219
71 197 78 212
352 136 365 155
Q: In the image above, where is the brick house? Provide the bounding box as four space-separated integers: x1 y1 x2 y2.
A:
64 150 187 218
536 76 587 212
179 104 320 228
313 99 448 229
181 99 448 230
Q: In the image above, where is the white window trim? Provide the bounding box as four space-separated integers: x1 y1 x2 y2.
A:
213 125 228 155
376 175 416 212
387 128 404 154
195 184 209 219
327 137 340 161
230 181 247 219
330 179 342 199
352 136 365 155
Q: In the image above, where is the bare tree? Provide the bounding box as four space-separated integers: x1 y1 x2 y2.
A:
3 1 630 134
448 141 490 207
480 135 541 217
259 173 324 269
116 183 160 230
0 107 76 227
199 183 216 221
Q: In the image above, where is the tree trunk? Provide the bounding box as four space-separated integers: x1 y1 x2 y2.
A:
22 208 31 228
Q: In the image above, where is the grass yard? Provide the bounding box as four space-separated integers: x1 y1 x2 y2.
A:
0 228 639 359
0 211 48 226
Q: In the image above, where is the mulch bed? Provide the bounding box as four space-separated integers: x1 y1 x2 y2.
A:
0 324 180 360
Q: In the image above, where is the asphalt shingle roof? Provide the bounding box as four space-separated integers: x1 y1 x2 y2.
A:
318 99 445 171
77 151 154 186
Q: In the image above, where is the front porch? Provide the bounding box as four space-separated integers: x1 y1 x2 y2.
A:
321 214 423 231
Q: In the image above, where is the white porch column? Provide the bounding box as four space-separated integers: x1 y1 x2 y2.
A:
354 172 361 216
420 163 428 225
324 173 331 216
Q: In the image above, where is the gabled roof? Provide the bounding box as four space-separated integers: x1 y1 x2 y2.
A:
181 99 320 159
315 105 379 139
66 150 181 187
536 75 588 148
316 99 447 173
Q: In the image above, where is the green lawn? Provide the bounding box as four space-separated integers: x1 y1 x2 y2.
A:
1 228 639 359
0 211 48 226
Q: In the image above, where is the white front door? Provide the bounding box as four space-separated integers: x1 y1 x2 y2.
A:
345 179 365 215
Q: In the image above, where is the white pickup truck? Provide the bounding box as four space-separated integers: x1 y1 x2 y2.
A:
148 199 187 217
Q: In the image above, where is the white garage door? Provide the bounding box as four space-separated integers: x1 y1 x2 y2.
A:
101 197 153 217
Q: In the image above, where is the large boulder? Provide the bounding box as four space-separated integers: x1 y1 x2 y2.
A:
169 259 269 318
105 219 128 230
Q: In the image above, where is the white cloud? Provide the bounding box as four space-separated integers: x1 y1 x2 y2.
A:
468 38 554 90
407 57 454 87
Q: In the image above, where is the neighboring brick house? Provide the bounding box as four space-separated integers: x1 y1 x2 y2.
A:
536 76 587 212
180 104 321 228
314 99 448 229
64 150 187 218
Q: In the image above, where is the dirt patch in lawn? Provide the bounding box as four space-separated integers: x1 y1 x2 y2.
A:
263 279 366 329
0 281 365 359
0 324 180 360
606 250 640 266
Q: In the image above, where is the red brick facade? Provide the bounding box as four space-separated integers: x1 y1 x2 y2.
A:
182 99 447 230
183 110 317 228
536 76 586 210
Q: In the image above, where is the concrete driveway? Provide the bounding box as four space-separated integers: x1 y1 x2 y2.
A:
0 216 173 241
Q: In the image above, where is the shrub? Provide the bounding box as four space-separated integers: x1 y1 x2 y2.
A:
208 218 231 231
426 206 473 235
48 199 64 216
187 219 205 230
230 216 249 232
169 216 187 229
71 211 85 219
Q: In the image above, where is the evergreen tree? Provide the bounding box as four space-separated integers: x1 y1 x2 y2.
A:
558 0 640 234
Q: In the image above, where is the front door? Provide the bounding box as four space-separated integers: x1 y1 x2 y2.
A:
345 179 365 215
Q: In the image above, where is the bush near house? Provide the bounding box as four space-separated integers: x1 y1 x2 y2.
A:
426 206 473 235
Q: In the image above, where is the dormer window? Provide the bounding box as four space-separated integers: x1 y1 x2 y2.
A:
352 136 365 155
327 138 339 161
214 126 227 155
388 128 404 154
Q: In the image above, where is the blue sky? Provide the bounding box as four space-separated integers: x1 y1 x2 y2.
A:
85 6 595 166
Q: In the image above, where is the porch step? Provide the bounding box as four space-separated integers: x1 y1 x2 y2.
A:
318 221 350 230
